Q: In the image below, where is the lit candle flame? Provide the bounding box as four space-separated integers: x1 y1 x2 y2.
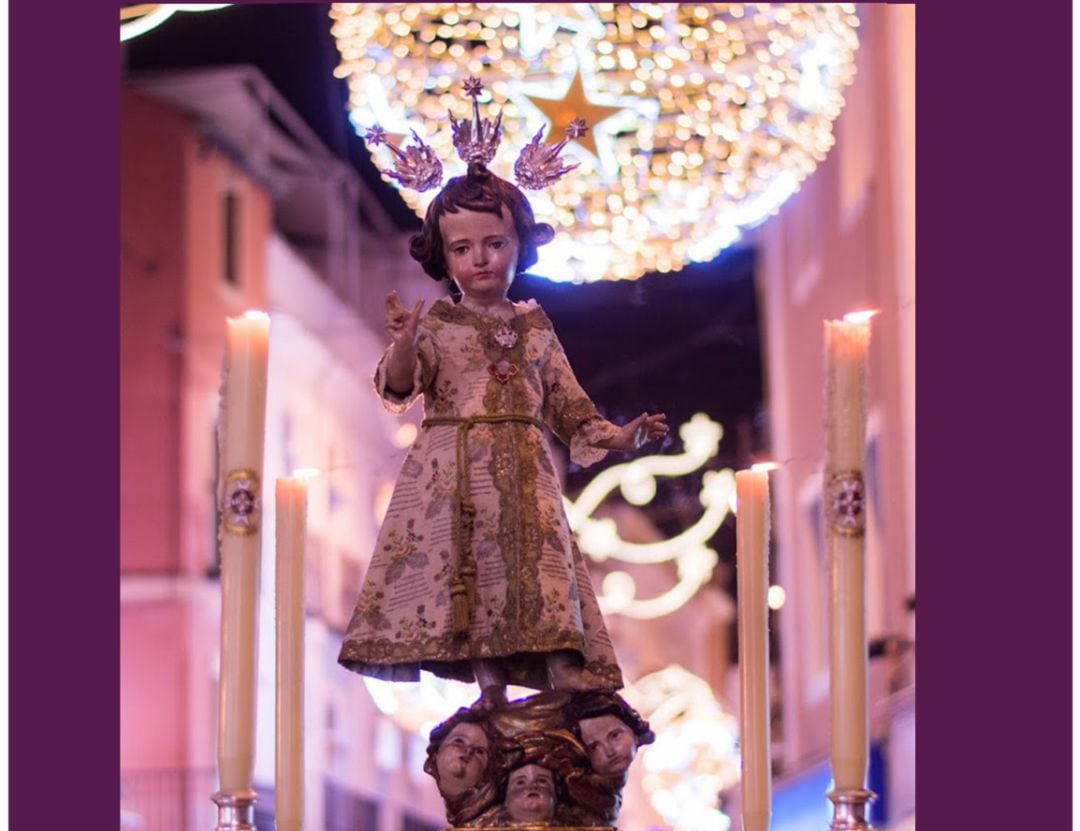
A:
243 309 270 321
290 468 321 480
842 309 879 324
751 462 780 473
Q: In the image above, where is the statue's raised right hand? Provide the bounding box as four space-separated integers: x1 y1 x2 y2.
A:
385 291 424 347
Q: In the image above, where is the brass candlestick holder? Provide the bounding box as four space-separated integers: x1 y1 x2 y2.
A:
827 788 875 830
212 789 258 831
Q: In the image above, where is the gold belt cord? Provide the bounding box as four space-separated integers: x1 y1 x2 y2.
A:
421 414 545 637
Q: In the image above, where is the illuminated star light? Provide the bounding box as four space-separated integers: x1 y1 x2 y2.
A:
510 57 659 182
515 3 606 59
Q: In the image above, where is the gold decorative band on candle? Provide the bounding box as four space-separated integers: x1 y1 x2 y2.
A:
221 469 262 536
824 470 866 537
827 787 875 830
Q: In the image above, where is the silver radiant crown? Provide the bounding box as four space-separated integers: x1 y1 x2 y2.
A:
364 77 586 193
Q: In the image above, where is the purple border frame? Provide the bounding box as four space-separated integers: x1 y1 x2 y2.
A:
8 1 1072 826
915 2 1072 827
10 0 120 827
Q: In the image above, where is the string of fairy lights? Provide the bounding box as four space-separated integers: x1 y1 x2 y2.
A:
330 3 860 282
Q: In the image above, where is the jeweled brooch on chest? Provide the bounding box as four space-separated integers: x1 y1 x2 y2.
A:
491 323 518 350
489 358 519 383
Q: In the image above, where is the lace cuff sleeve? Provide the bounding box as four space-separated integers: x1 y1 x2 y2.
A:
569 417 619 468
372 334 437 415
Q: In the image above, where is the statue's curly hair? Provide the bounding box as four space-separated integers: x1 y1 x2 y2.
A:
409 162 555 284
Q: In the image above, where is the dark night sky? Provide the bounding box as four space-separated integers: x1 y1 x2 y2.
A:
123 2 766 545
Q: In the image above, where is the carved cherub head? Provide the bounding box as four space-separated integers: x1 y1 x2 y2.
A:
425 709 498 800
568 692 655 783
503 762 558 824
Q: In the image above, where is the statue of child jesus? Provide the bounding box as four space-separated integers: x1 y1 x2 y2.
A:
338 80 667 704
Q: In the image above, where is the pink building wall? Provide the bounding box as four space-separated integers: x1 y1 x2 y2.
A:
757 4 915 783
121 86 271 578
120 596 188 766
120 76 447 828
180 124 271 577
121 85 272 776
121 88 186 576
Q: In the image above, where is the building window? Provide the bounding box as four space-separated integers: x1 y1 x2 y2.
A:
223 190 241 285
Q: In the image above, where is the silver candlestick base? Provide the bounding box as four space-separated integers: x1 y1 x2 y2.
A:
827 788 875 830
212 789 258 831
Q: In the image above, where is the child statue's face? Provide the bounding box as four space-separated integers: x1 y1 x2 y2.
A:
439 207 520 302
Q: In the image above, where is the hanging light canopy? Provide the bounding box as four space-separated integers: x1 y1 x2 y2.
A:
330 3 859 282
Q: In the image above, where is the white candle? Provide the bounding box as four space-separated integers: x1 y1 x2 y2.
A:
217 311 270 794
736 466 773 831
276 475 309 831
824 313 873 791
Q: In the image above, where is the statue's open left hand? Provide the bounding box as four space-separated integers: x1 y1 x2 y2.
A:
605 412 669 451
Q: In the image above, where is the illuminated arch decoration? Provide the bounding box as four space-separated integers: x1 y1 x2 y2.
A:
330 4 860 282
564 412 733 619
624 665 741 831
120 4 232 42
